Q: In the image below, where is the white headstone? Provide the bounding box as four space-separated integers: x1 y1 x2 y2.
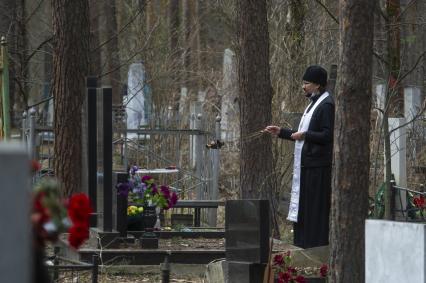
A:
404 86 423 125
366 220 426 283
179 87 188 115
388 118 407 214
375 84 386 112
198 90 206 103
125 62 151 138
0 143 31 283
220 49 239 142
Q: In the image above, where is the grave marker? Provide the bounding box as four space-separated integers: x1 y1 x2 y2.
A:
225 199 270 283
0 143 31 283
366 220 426 283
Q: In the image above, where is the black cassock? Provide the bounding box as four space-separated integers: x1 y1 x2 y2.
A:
279 92 334 249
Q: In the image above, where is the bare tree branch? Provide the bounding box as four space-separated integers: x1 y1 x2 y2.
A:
395 50 426 85
399 0 419 20
97 20 159 79
25 0 45 25
376 1 389 21
389 99 426 134
92 0 147 52
24 36 53 64
313 0 339 24
313 0 388 65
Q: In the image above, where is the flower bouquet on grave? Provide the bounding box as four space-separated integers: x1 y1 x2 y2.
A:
118 165 179 231
30 161 92 283
271 251 328 283
407 193 426 220
32 175 92 250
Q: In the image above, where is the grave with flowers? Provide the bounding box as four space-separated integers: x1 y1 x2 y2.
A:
28 159 93 282
116 166 179 248
269 250 328 283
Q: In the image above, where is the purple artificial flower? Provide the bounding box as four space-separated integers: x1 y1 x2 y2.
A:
160 185 171 199
130 165 139 176
151 184 158 194
142 175 153 183
128 178 135 189
132 182 145 194
169 192 178 206
116 182 130 197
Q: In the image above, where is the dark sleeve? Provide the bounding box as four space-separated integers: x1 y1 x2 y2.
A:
278 128 296 141
304 103 334 144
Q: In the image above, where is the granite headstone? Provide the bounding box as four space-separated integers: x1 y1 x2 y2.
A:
225 199 270 263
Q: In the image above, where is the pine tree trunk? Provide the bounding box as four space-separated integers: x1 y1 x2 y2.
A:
287 0 306 111
181 0 193 98
89 0 101 75
237 0 273 200
386 0 403 116
102 1 121 104
52 0 90 196
168 0 180 110
329 1 375 282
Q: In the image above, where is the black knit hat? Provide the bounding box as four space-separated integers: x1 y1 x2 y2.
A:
302 65 328 87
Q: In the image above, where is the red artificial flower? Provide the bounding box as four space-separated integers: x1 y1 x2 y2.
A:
273 254 284 266
33 191 50 223
68 193 92 224
294 275 306 283
68 223 89 249
414 195 425 208
278 271 291 283
287 266 297 275
30 159 42 173
320 264 328 277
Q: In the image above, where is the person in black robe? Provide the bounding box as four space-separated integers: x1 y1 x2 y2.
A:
264 65 334 249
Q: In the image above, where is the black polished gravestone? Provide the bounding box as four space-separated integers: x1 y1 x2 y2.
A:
225 199 270 263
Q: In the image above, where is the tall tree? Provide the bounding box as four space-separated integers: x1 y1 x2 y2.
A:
181 0 194 98
287 0 306 111
329 0 375 282
236 0 274 200
383 0 402 220
0 0 25 117
52 0 90 196
386 0 402 115
168 0 180 110
88 0 101 76
102 0 121 104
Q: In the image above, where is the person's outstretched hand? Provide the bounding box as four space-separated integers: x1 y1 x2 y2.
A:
263 125 280 136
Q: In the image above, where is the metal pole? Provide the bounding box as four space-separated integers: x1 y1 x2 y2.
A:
1 36 10 140
390 179 396 220
29 108 36 159
21 111 27 144
161 253 170 283
208 115 221 226
195 113 203 201
92 254 99 283
123 110 128 171
103 87 113 232
87 77 98 227
53 246 60 281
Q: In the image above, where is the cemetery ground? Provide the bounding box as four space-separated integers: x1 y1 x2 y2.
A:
44 220 304 282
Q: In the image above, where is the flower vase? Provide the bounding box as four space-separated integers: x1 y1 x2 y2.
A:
142 205 157 231
153 206 161 230
127 214 144 231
